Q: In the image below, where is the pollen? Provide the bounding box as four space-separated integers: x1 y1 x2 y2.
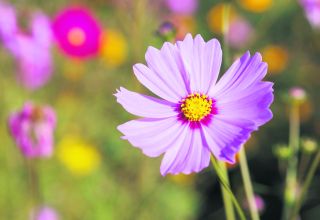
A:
181 93 213 122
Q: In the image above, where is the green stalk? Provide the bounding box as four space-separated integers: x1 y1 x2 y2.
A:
282 104 300 220
219 160 236 220
211 156 246 220
239 147 260 220
26 159 42 216
289 150 320 220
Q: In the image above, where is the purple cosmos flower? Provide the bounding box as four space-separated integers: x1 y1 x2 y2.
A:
300 0 320 28
8 102 56 158
52 6 102 58
116 34 273 176
165 0 198 15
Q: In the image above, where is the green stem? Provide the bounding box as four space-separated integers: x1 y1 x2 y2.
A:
289 150 320 220
297 153 311 182
26 159 42 216
282 104 300 220
211 156 246 220
239 147 260 220
220 161 236 220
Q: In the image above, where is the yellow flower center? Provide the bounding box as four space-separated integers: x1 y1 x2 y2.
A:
181 93 213 122
67 27 86 46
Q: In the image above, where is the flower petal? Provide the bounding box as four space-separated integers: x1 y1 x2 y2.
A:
202 117 256 163
177 34 222 93
133 63 182 102
115 87 177 118
209 52 267 98
117 117 185 157
145 43 189 96
216 82 274 126
31 13 53 48
160 128 211 175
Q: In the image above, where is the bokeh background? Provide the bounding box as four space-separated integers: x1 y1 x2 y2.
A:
0 0 319 219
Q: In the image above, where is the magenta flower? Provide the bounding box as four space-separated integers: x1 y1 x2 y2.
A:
165 0 198 15
8 102 56 158
52 6 102 58
300 0 320 28
116 34 273 176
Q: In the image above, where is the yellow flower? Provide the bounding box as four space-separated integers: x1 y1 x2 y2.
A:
262 45 289 74
99 29 128 67
207 3 237 34
57 135 101 176
238 0 272 13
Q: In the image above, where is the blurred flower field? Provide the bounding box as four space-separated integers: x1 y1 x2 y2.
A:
0 0 320 220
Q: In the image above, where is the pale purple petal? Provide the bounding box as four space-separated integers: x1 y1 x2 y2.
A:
133 63 182 102
147 42 190 95
115 87 178 118
209 52 267 98
118 117 186 157
0 2 17 42
202 117 256 163
13 35 53 90
160 128 211 175
31 12 53 48
202 52 273 162
177 34 222 93
216 82 274 126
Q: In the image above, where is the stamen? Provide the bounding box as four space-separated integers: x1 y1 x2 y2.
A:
180 93 213 122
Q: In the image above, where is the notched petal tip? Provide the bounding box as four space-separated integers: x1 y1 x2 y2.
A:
194 34 205 43
253 52 262 61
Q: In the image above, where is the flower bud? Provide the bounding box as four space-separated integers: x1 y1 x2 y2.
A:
301 138 318 154
273 144 292 160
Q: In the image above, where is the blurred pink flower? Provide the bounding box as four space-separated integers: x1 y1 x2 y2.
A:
300 0 320 28
0 3 53 90
52 6 102 58
243 194 265 213
226 17 254 49
11 13 53 90
8 102 56 158
165 0 198 15
31 206 59 220
289 87 306 100
0 1 18 49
